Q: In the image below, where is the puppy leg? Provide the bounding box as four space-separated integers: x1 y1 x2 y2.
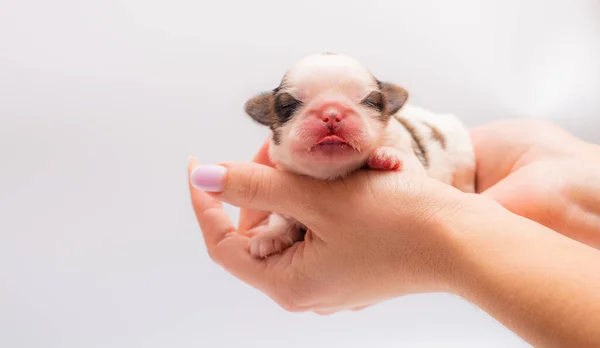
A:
249 213 303 258
367 147 427 177
367 146 403 171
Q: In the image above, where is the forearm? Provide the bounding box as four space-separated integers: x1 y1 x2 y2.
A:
449 201 600 347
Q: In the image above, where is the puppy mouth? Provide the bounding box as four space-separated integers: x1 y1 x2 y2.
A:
316 135 348 146
308 134 358 155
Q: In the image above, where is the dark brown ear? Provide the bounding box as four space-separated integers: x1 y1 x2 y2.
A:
244 92 275 126
378 81 409 115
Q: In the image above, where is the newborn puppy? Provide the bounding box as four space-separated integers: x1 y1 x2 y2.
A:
244 53 475 258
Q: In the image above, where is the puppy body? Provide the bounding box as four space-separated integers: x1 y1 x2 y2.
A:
393 104 476 192
244 53 475 258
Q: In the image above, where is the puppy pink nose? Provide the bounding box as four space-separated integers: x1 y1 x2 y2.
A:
319 106 345 125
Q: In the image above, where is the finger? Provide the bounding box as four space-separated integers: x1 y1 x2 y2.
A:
187 157 278 289
190 161 323 224
187 160 227 248
239 138 275 233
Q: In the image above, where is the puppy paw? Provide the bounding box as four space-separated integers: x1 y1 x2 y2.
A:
367 147 403 171
249 233 294 258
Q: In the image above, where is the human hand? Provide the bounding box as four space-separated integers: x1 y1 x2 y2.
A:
188 156 484 314
472 119 600 248
188 123 600 346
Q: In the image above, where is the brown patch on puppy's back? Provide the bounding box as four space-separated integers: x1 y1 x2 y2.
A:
396 117 429 168
423 122 447 149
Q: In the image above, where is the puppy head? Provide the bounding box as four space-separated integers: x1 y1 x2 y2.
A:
244 53 409 179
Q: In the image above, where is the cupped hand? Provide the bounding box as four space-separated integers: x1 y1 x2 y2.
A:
472 119 600 248
188 155 483 314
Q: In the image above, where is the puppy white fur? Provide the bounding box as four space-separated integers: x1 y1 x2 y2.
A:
244 53 475 258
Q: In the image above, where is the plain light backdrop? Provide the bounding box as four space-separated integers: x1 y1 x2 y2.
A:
1 0 599 347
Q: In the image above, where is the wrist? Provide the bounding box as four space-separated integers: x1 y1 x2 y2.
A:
432 195 520 296
402 193 504 295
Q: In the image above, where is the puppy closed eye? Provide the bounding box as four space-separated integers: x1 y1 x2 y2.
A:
361 91 384 112
274 93 303 123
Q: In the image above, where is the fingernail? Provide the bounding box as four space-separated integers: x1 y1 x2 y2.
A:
190 165 227 192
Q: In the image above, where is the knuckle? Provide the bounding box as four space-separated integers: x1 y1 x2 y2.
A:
203 242 222 265
204 247 225 267
276 289 314 313
238 166 268 205
276 298 306 313
205 248 219 264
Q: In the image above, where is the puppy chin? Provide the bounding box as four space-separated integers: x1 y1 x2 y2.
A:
270 134 374 180
279 151 369 180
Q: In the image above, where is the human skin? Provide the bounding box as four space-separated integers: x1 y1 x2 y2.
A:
188 120 600 347
472 119 600 248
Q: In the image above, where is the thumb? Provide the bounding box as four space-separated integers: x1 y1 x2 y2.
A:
189 161 321 221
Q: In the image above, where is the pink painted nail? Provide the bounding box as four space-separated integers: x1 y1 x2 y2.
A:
190 165 227 192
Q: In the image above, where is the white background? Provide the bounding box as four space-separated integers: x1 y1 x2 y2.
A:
1 0 599 347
